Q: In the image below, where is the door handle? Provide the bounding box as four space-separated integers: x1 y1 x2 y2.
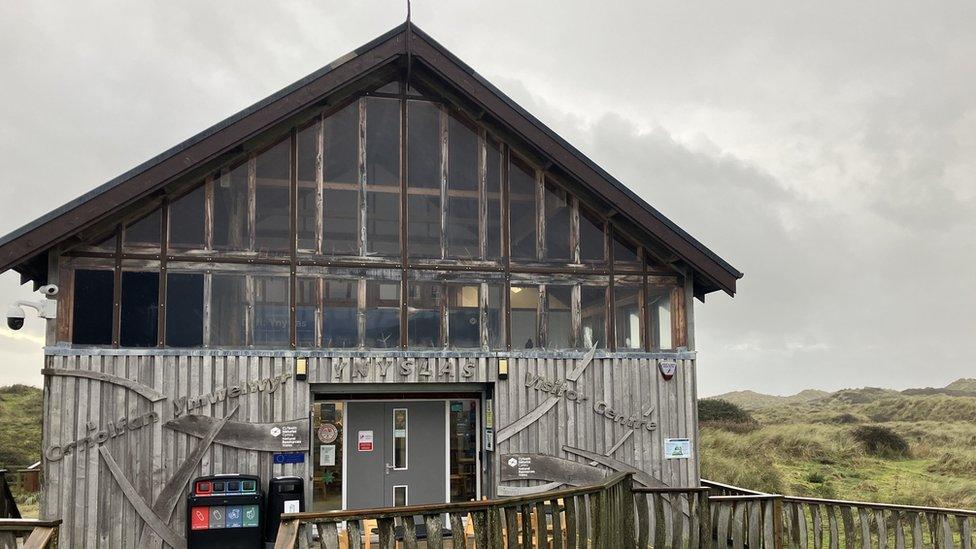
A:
385 463 394 475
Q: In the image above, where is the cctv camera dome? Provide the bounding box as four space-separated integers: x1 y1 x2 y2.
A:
6 304 25 331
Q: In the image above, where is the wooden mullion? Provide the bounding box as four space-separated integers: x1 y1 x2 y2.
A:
536 169 545 261
571 283 581 349
157 198 170 347
202 270 212 347
205 174 216 251
538 283 548 348
111 226 122 347
357 277 367 348
245 274 254 347
290 129 299 349
479 281 489 350
358 98 368 256
607 226 616 351
399 82 409 349
247 155 257 252
642 273 650 352
502 145 512 350
478 129 488 260
315 118 325 255
571 196 581 264
439 106 449 260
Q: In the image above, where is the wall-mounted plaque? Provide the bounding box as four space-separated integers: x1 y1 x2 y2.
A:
665 438 691 459
318 423 338 444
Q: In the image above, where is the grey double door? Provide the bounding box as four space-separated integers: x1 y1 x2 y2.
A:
345 401 446 510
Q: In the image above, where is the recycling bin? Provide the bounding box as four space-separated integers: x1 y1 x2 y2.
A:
186 474 263 548
264 476 305 543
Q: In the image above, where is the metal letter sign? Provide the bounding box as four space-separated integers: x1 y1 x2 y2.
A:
658 359 677 380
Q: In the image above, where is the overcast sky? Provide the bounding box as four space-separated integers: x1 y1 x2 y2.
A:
0 2 973 396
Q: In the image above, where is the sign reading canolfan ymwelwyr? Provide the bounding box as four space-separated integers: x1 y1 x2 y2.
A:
45 411 159 461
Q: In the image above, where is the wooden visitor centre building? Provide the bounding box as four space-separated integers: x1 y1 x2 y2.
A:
0 24 740 547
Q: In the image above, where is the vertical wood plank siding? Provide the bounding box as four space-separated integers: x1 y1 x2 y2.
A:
40 351 696 547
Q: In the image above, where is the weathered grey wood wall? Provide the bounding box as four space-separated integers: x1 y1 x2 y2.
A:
39 350 697 548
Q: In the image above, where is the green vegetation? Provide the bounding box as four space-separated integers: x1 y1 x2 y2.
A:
0 385 42 467
701 379 976 509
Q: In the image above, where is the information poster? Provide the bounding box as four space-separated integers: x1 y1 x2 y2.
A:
664 438 692 459
358 430 374 452
320 445 336 466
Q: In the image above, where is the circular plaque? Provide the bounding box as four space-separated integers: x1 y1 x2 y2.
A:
318 423 338 444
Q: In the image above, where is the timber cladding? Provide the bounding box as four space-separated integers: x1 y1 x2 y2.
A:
39 351 697 547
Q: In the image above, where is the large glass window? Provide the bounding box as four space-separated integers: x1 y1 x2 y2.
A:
323 279 358 348
648 286 673 350
580 284 607 349
407 101 441 258
510 285 539 349
446 116 479 258
124 210 161 248
213 163 250 250
544 180 571 261
254 140 291 252
545 285 573 349
485 138 503 261
253 276 290 346
614 280 642 350
120 271 159 348
166 272 204 347
509 157 537 260
297 125 319 251
211 274 247 346
323 102 360 255
613 232 640 268
72 269 114 345
365 277 400 348
579 206 606 264
365 97 400 256
447 284 479 348
408 281 441 348
487 283 505 350
169 186 206 249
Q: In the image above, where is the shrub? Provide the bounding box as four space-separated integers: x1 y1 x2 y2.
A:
805 471 826 484
699 399 753 424
830 413 860 424
851 425 910 458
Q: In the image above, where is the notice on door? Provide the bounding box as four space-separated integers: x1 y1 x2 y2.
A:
358 430 374 452
320 445 336 466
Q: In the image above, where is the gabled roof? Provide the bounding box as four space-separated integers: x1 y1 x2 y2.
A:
0 23 742 296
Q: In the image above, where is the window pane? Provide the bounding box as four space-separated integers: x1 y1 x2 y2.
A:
408 281 441 348
120 271 159 347
72 269 114 345
253 276 290 346
648 287 673 350
447 284 479 348
365 278 400 348
613 232 640 266
324 102 360 254
255 140 291 252
544 181 571 261
580 285 607 349
169 186 206 249
447 116 478 258
487 283 505 349
297 277 319 347
485 138 502 261
211 274 247 346
213 163 250 250
614 283 642 350
166 273 203 347
449 400 478 502
297 125 319 251
579 207 605 263
124 210 161 248
393 485 407 507
510 285 539 349
323 279 358 348
509 157 537 260
545 285 573 349
393 408 407 469
366 97 400 256
407 101 440 258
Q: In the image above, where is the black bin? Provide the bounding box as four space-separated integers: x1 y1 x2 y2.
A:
264 476 305 543
186 474 263 548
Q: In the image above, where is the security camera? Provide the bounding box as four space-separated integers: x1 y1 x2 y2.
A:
39 284 59 297
6 305 25 331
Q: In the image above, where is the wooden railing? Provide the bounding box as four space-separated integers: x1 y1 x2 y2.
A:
0 519 61 548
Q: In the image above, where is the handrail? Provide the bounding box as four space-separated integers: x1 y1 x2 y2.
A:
700 478 769 496
0 518 62 549
781 494 976 517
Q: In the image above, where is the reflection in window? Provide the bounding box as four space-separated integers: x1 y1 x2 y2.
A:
297 125 318 251
211 274 247 346
580 285 607 349
365 97 400 256
393 408 407 469
124 210 161 248
648 287 673 350
447 284 479 348
255 140 291 252
408 281 441 348
579 206 606 263
407 101 441 258
613 232 640 266
296 277 318 347
323 279 358 348
120 271 159 347
166 273 203 347
545 285 573 348
487 284 505 349
544 181 571 261
447 116 479 258
449 400 478 502
253 277 290 346
365 278 400 347
614 282 642 350
169 186 206 249
509 157 537 260
485 138 503 261
510 285 539 349
213 163 250 250
72 269 114 345
324 102 360 255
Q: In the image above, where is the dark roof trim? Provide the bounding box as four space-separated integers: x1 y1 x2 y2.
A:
0 23 741 295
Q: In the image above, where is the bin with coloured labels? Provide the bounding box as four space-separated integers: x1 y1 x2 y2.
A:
264 476 305 543
186 474 263 548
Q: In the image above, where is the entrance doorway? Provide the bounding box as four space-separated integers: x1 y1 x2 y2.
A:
310 396 481 512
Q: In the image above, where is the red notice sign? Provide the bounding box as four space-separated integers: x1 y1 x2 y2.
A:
358 430 374 452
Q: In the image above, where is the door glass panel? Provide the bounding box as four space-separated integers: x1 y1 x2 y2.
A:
311 400 343 512
393 408 407 469
449 400 478 502
393 485 407 507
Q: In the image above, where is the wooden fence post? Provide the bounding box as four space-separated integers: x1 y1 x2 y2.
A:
699 490 712 549
621 474 636 547
773 497 785 549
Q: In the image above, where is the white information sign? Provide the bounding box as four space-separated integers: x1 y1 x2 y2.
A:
320 444 336 466
664 438 692 459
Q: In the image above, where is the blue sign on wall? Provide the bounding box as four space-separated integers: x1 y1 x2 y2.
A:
273 452 305 464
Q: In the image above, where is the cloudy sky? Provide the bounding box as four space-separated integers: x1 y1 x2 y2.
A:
0 2 972 396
